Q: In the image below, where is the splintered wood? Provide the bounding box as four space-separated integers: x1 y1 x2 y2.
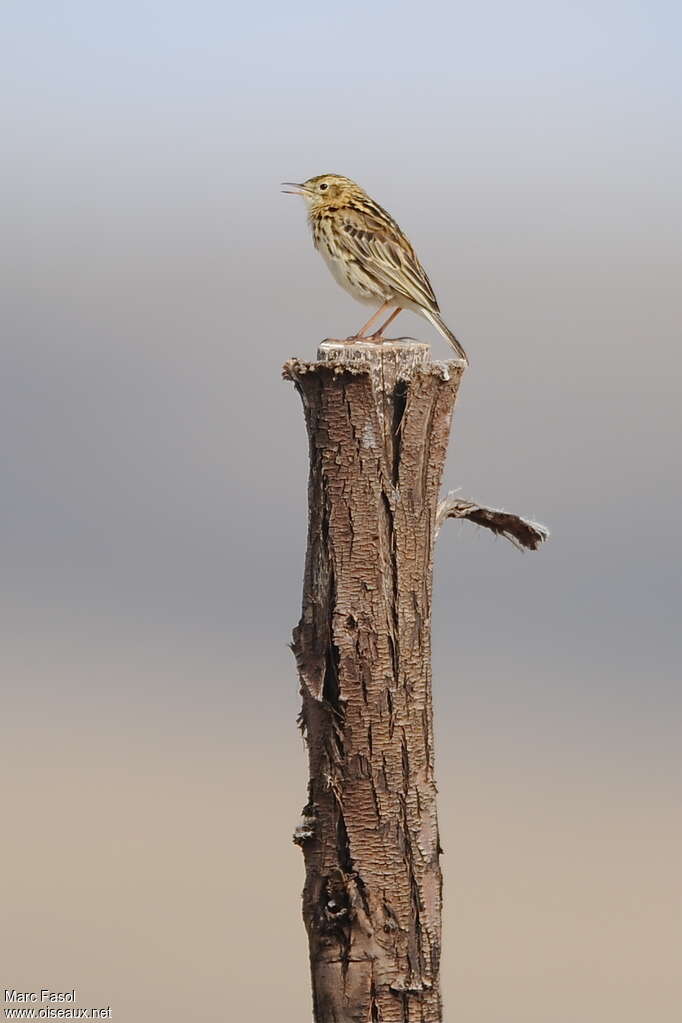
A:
284 341 464 1023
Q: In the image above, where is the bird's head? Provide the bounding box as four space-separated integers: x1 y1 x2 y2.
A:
282 174 361 211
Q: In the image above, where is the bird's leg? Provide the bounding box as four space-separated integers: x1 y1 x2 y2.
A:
366 307 402 342
348 301 393 342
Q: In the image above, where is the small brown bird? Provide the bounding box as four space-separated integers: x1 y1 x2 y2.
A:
282 173 467 363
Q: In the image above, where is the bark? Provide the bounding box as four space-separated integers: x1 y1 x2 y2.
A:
284 340 464 1023
435 495 549 550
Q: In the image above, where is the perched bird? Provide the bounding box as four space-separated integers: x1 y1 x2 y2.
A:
282 173 467 363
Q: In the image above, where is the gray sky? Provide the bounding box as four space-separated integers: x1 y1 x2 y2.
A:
2 2 681 1020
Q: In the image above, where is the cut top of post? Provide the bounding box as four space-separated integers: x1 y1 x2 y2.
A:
318 339 432 376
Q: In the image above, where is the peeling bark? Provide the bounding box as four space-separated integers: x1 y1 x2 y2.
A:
435 495 549 550
284 341 464 1022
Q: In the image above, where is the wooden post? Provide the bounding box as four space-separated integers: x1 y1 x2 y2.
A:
284 339 547 1022
285 340 462 1022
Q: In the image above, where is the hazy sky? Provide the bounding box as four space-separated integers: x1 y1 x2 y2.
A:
2 2 681 1020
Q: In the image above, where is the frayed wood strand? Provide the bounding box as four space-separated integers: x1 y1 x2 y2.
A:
435 494 549 551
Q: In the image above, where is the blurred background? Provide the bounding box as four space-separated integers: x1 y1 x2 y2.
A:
2 1 681 1020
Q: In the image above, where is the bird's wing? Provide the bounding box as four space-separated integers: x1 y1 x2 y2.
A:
339 204 440 313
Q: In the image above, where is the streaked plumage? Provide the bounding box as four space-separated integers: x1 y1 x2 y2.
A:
282 173 468 364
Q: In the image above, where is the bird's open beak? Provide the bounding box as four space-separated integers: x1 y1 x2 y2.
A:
281 182 309 195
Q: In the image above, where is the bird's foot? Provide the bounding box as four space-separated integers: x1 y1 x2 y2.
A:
323 334 386 345
321 336 363 345
343 333 383 344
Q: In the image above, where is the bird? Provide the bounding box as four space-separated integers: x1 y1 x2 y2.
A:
282 173 467 364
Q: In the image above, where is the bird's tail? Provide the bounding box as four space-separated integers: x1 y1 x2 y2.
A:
422 308 469 365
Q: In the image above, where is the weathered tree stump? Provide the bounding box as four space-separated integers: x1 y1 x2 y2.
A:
285 340 463 1022
284 339 547 1022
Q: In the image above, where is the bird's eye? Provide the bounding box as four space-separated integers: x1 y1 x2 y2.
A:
319 183 328 191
